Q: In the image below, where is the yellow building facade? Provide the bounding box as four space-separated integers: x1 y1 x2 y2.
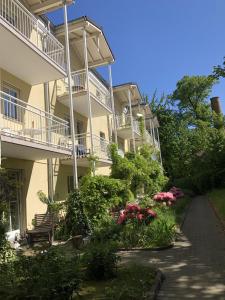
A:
0 0 161 241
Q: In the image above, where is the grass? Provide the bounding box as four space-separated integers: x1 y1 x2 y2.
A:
74 264 156 300
207 188 225 220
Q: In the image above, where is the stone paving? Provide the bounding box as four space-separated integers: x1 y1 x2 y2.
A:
120 196 225 299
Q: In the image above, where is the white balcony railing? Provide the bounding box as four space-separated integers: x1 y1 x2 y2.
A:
116 114 140 135
73 133 111 161
0 91 70 150
0 0 65 69
63 70 112 111
144 129 154 145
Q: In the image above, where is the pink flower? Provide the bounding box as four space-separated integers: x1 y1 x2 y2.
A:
117 211 126 224
126 203 141 212
137 213 144 221
147 209 157 218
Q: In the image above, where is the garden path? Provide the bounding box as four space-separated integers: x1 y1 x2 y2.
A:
120 196 225 299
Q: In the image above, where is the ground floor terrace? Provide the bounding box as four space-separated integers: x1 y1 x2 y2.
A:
1 156 110 241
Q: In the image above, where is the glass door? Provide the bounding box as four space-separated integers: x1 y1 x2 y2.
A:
3 170 22 238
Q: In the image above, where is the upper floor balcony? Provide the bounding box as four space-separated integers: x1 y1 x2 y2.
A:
116 114 141 140
0 91 71 160
61 132 112 167
0 0 66 85
57 70 112 117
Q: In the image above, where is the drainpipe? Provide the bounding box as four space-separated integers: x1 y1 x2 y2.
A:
128 89 136 153
83 29 95 175
44 82 54 201
108 65 117 144
63 3 78 189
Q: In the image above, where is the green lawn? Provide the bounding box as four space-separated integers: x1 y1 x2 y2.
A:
207 188 225 220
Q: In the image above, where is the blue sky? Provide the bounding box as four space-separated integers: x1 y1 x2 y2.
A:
48 0 225 112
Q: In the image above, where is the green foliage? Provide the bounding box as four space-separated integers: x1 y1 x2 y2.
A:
109 143 168 197
0 168 17 263
83 241 119 280
138 116 145 139
150 75 225 193
207 188 225 219
37 190 63 214
171 75 217 122
65 190 91 237
104 265 156 300
80 175 132 227
0 248 81 299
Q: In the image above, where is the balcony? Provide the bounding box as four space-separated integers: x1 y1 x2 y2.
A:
116 115 141 140
0 0 66 84
0 91 71 160
62 133 112 167
57 70 112 117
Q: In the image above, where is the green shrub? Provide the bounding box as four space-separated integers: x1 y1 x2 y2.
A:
83 241 119 280
65 190 91 237
0 248 81 300
92 218 122 243
80 175 132 227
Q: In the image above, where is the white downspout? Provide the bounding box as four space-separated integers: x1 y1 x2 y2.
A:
63 3 78 189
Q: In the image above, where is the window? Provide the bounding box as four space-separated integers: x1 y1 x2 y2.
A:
2 83 19 120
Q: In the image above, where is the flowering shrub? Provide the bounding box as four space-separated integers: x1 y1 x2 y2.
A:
117 203 157 225
153 187 184 206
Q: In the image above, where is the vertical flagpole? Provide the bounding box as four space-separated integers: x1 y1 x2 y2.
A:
108 65 117 144
128 89 136 153
63 3 78 189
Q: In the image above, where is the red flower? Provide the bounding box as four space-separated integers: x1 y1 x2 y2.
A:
137 213 144 221
147 209 157 218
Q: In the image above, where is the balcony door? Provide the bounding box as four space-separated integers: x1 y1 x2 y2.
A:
2 169 23 241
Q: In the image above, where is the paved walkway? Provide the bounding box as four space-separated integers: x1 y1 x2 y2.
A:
120 196 225 299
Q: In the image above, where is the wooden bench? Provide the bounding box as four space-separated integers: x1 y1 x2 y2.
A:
26 213 54 246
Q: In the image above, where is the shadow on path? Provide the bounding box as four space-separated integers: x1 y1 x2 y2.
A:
120 196 225 299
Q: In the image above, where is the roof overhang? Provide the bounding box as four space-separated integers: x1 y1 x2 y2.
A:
55 17 115 68
113 83 142 105
24 0 74 15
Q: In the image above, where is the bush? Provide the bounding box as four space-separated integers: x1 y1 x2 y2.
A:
0 248 81 300
83 241 119 280
92 218 122 243
65 190 91 237
80 175 132 227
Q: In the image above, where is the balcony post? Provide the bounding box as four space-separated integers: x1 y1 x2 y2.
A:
108 65 117 144
156 127 162 166
128 89 136 153
63 3 78 189
44 82 54 201
83 29 95 175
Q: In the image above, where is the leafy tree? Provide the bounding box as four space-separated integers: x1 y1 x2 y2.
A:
170 75 216 122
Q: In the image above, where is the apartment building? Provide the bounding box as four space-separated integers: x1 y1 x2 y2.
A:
0 0 161 241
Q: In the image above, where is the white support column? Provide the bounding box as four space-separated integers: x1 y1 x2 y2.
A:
108 65 117 144
44 82 54 201
128 89 136 153
156 127 162 165
83 29 95 175
63 3 78 189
